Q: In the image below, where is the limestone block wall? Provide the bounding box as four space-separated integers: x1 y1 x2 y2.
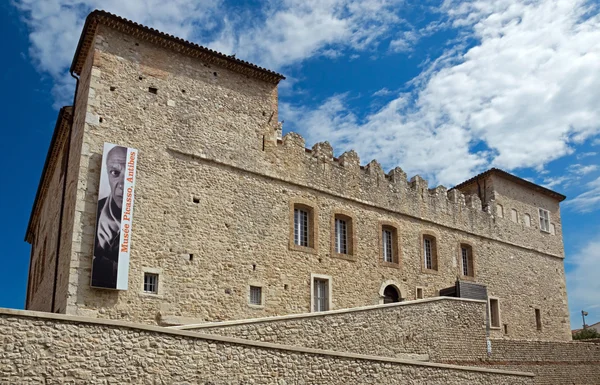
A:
56 21 569 341
0 308 533 385
177 297 489 362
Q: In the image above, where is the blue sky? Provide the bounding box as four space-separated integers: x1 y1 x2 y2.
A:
1 0 599 328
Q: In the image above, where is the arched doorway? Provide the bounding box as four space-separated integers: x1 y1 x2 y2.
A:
383 285 401 304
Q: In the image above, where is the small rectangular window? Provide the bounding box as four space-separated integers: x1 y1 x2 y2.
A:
423 236 437 270
313 278 329 312
511 209 518 223
143 273 159 294
535 308 542 331
416 287 424 300
382 229 394 263
539 208 550 232
489 298 500 328
249 286 262 306
334 218 348 254
294 208 309 247
524 214 531 227
503 324 509 335
461 247 469 276
460 244 474 277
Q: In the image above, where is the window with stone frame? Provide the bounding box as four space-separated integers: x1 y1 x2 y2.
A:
380 224 399 265
331 213 354 257
524 213 531 227
496 204 504 218
143 273 159 294
460 244 474 278
538 208 550 233
290 202 316 251
334 217 348 254
249 285 262 306
422 234 438 271
313 277 330 312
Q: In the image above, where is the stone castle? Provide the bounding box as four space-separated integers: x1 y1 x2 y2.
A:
5 10 598 384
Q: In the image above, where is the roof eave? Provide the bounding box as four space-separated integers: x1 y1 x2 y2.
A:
450 168 566 202
70 10 285 83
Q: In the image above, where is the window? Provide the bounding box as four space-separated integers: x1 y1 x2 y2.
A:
249 286 262 306
511 209 518 223
143 273 159 294
496 204 504 218
380 224 399 265
334 217 348 254
422 235 438 271
290 202 317 251
524 214 531 227
489 297 500 328
535 309 542 331
460 244 474 278
539 208 550 232
294 208 309 247
312 277 330 312
331 212 354 258
416 287 424 300
382 229 393 262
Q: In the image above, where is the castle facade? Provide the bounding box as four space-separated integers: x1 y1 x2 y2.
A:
25 10 570 342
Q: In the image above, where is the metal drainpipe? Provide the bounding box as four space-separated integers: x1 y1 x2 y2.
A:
51 70 80 313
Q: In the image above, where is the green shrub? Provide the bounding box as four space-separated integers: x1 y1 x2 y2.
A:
573 328 600 340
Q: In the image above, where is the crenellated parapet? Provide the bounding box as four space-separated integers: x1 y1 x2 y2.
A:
266 132 559 256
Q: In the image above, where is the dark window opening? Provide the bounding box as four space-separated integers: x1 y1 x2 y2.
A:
193 197 200 204
148 87 158 94
535 309 542 331
383 285 401 304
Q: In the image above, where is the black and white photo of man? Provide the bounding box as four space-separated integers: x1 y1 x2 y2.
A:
91 144 127 289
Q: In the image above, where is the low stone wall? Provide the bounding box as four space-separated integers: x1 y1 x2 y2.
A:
176 297 489 361
0 308 532 384
467 339 600 385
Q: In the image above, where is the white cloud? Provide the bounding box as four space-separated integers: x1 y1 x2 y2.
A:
568 164 598 176
566 176 600 213
209 0 406 69
16 0 410 106
577 151 597 159
283 0 600 186
16 0 222 106
372 87 394 97
567 236 600 327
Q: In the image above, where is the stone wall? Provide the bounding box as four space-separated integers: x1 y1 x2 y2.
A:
49 23 571 342
177 297 488 362
0 308 533 384
454 339 600 385
177 300 600 385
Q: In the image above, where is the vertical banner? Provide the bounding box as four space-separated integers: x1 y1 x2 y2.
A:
91 143 138 290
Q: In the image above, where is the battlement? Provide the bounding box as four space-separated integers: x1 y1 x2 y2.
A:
263 132 560 257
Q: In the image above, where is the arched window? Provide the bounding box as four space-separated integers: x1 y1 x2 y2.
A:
496 204 504 218
383 285 401 304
